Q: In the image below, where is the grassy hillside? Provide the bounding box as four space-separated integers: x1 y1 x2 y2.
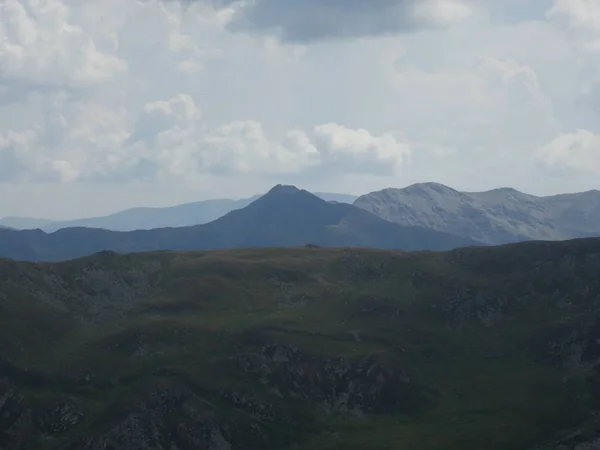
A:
2 240 600 449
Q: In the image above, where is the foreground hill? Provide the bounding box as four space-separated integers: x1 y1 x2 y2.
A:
354 182 600 244
0 192 357 232
0 185 473 262
1 238 600 449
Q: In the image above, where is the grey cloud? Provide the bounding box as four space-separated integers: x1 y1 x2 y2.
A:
0 148 24 181
586 81 600 115
230 0 419 42
0 80 80 105
177 0 465 42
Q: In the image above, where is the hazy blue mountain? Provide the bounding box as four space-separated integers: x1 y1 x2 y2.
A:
0 185 475 262
40 196 261 233
354 182 600 245
314 192 358 204
0 216 57 230
0 192 356 232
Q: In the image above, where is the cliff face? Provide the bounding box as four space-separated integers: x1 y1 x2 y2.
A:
2 241 600 449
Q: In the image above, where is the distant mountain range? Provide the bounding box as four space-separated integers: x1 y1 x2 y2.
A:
0 192 357 232
355 182 600 245
0 185 473 262
2 182 599 262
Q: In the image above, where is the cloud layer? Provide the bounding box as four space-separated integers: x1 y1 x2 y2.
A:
0 92 411 183
222 0 472 42
0 0 599 218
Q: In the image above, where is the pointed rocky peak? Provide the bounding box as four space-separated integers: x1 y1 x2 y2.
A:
266 184 301 196
248 184 325 210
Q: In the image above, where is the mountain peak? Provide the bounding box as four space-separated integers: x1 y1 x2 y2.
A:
404 182 457 194
266 184 301 195
240 184 322 213
481 187 522 195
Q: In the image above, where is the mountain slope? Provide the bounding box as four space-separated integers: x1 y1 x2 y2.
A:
0 185 475 262
314 192 358 204
0 192 357 232
1 238 600 449
354 182 600 244
0 216 57 230
36 196 260 232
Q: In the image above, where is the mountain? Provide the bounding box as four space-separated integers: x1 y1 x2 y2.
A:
0 192 356 232
0 216 58 230
1 238 600 449
314 192 358 204
354 182 600 245
43 196 261 233
0 185 475 262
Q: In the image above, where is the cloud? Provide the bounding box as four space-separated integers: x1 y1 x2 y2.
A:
127 96 411 179
546 0 600 116
171 0 472 42
0 129 36 181
538 129 600 174
2 0 600 219
311 124 410 175
547 0 600 52
0 126 80 182
389 55 558 149
1 94 411 183
0 0 126 91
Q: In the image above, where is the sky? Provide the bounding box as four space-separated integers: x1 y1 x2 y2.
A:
1 0 599 219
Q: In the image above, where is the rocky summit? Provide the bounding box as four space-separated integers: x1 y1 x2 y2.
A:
354 182 600 245
2 240 600 449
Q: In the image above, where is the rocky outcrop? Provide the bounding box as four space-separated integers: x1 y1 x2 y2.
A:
36 399 83 436
0 380 84 449
234 343 427 416
71 381 302 450
0 381 32 450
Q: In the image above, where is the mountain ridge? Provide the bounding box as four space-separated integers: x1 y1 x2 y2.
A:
0 185 475 262
0 191 358 232
355 182 600 244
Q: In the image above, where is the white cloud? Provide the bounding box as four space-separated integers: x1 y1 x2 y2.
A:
412 0 473 27
550 0 600 27
0 128 37 180
388 55 558 153
0 0 600 218
0 0 126 89
311 124 410 175
546 0 600 122
123 97 412 179
1 93 411 184
538 129 600 174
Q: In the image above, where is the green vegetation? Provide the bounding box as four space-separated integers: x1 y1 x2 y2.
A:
2 239 600 449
